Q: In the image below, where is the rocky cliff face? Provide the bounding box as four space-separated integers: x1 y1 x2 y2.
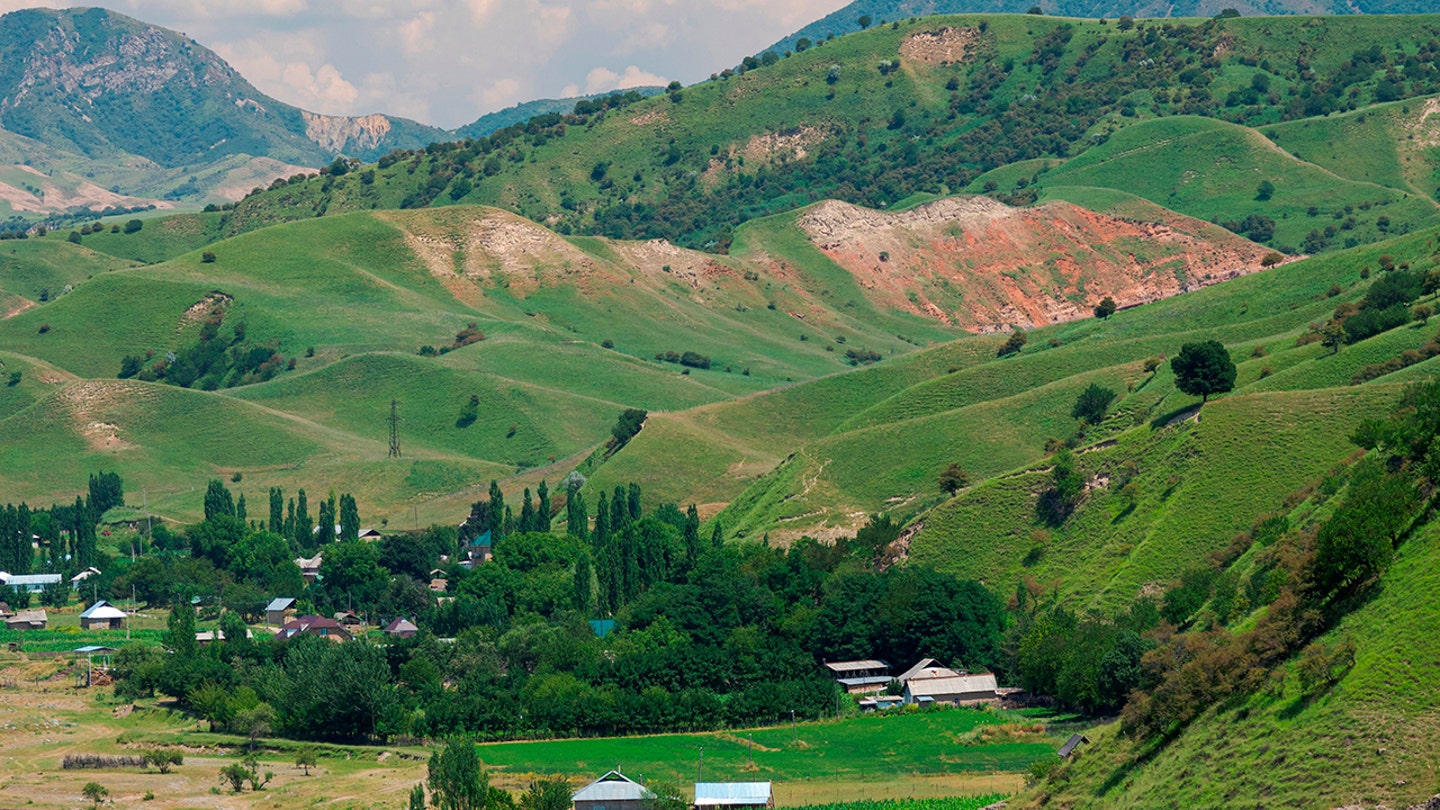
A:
0 7 445 169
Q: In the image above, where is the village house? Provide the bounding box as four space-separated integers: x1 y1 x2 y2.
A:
277 615 353 642
573 771 652 810
266 597 297 626
78 600 127 630
294 553 323 583
694 783 774 810
5 609 47 630
901 663 1001 707
383 617 419 638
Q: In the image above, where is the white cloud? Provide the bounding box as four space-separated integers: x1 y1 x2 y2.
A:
481 77 522 108
582 64 668 94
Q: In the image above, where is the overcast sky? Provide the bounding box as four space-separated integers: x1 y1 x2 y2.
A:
0 0 849 128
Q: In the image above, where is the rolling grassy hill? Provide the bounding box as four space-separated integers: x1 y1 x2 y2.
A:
0 183 1296 522
221 13 1440 255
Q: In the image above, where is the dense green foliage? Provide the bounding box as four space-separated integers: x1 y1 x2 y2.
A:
110 478 1006 743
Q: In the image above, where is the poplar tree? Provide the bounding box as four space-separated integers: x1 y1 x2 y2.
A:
536 481 551 533
268 488 284 534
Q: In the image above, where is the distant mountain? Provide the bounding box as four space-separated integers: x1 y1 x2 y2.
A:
456 88 664 139
0 7 447 169
762 0 1431 57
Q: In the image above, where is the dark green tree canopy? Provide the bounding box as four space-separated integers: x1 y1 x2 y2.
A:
1072 383 1117 425
1171 340 1237 403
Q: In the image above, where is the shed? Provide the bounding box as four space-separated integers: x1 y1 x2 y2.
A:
5 609 47 630
902 672 1000 706
429 578 449 592
333 611 364 627
70 567 102 586
383 617 419 638
573 770 653 810
836 676 892 695
694 783 773 809
823 659 888 679
589 619 617 638
79 600 127 630
1058 733 1091 759
266 597 297 626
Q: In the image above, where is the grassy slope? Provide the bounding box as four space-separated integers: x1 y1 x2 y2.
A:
0 237 134 312
995 116 1439 251
1026 518 1440 810
624 229 1429 543
0 205 996 519
1263 93 1440 201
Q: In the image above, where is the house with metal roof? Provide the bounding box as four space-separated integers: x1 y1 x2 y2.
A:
902 671 1000 706
694 782 773 809
823 659 891 694
266 597 297 626
0 572 63 593
573 771 653 810
79 600 128 630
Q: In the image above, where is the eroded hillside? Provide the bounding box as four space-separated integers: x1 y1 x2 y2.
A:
797 196 1271 331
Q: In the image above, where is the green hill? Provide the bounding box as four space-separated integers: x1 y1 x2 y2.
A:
223 13 1440 253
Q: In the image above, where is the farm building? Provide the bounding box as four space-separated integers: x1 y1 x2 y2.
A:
0 572 62 593
383 617 419 638
902 671 1000 706
573 770 653 810
69 567 102 587
266 597 297 626
5 609 47 630
824 659 891 694
79 600 127 630
694 783 773 809
277 615 353 642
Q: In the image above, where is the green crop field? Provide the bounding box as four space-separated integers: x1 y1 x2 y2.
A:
473 709 1055 785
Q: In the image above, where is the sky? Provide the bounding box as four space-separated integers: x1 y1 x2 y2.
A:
0 0 849 128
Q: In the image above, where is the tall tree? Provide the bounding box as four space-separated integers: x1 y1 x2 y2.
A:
610 486 628 532
627 483 642 523
573 553 593 613
317 493 337 543
236 493 247 525
204 480 235 522
519 489 535 533
711 521 724 549
294 489 312 549
536 481 551 533
339 494 360 542
683 504 701 570
427 738 488 810
72 495 97 569
87 472 124 515
487 481 505 537
268 488 284 534
566 489 587 543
